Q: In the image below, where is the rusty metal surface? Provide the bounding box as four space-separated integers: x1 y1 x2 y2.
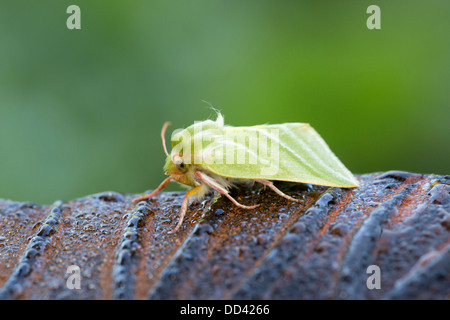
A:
0 171 449 300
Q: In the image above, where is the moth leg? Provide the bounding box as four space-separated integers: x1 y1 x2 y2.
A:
133 176 171 203
171 185 203 234
254 179 302 203
195 171 259 209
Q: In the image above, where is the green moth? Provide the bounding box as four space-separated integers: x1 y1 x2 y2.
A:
134 113 359 233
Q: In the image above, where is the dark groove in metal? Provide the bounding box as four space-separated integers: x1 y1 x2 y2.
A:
112 201 151 300
147 183 325 299
231 188 341 299
383 242 450 299
232 173 418 299
0 201 64 299
334 182 419 299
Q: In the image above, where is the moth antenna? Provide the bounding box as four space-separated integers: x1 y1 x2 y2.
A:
161 121 171 157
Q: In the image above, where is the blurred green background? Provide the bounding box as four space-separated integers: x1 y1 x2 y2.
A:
0 1 449 204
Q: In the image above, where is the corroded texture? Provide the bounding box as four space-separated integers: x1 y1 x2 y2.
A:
0 171 449 300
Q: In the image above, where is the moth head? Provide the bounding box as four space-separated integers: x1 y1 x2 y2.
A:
163 154 190 175
160 122 194 186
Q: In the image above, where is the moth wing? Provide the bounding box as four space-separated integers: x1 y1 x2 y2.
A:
202 123 359 188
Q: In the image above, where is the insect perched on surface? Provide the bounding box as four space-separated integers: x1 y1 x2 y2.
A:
134 113 359 233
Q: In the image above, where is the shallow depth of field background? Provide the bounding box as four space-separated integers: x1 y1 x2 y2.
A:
0 1 448 204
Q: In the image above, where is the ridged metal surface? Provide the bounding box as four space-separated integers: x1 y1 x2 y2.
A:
0 171 449 299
